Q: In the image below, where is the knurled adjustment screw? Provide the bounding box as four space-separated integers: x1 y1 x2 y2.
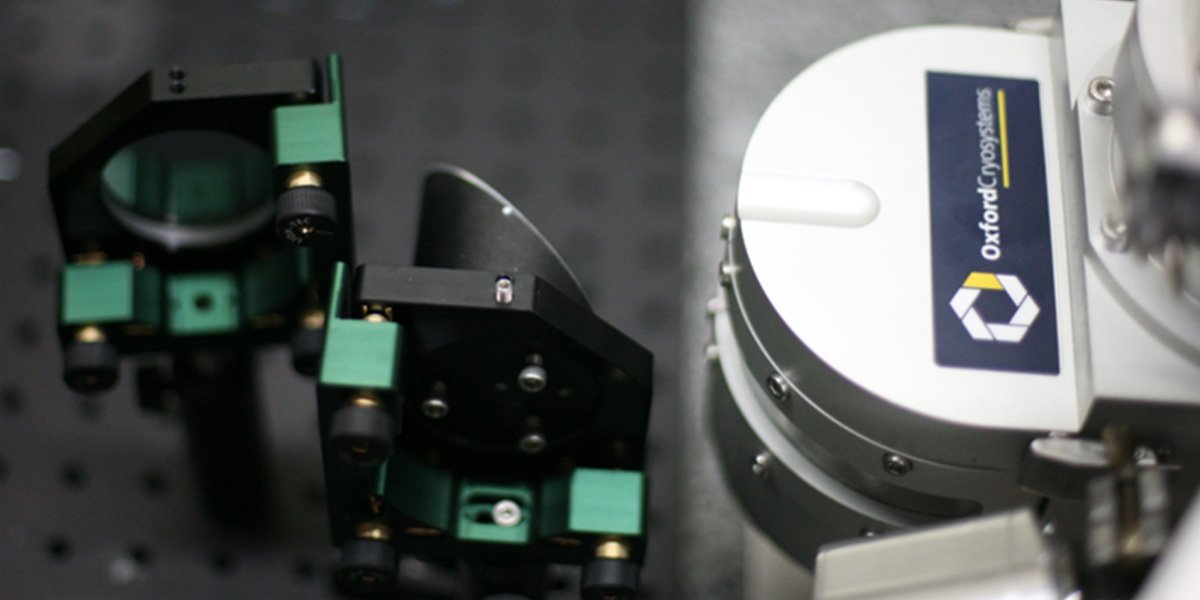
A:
337 536 397 596
330 398 395 469
275 186 338 246
64 326 119 394
582 547 640 600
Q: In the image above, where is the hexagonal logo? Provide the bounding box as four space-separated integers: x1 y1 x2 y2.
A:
948 272 1040 343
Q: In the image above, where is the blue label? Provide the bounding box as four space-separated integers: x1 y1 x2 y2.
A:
927 72 1059 375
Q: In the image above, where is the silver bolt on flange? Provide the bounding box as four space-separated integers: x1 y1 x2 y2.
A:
705 295 725 315
1100 213 1129 252
1086 76 1115 115
720 214 738 240
751 452 772 480
719 260 735 287
883 453 912 476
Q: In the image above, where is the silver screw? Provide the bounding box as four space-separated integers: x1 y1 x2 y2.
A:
859 527 878 538
883 453 912 476
705 295 724 315
492 500 523 527
518 354 547 393
519 433 547 454
1100 213 1129 252
766 373 790 403
704 343 720 363
421 398 449 419
1133 446 1159 467
719 260 735 287
494 276 514 305
720 214 738 240
1086 76 1115 115
751 452 772 480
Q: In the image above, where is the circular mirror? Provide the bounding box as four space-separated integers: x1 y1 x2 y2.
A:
101 130 274 249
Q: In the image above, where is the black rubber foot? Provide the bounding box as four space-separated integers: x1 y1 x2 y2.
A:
337 538 397 597
290 327 324 377
64 341 119 393
331 404 395 468
581 559 640 600
275 186 337 245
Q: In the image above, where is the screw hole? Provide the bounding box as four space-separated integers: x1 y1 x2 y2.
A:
302 483 324 510
62 462 87 490
169 80 186 94
128 543 153 566
194 294 213 310
142 470 168 496
210 550 234 573
14 317 39 348
2 386 23 416
293 557 315 580
78 396 103 421
46 536 72 561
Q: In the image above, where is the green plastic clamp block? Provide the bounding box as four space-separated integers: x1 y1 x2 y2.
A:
541 469 644 539
319 318 401 390
456 480 534 545
61 261 161 326
167 272 240 335
273 55 346 167
319 261 402 390
385 452 454 531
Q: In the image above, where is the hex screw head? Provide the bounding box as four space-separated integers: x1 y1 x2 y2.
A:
883 453 912 477
518 355 547 393
494 276 514 305
519 433 547 454
421 398 449 419
491 500 523 527
766 373 790 403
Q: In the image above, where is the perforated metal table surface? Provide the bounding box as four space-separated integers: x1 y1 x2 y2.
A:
0 2 685 598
